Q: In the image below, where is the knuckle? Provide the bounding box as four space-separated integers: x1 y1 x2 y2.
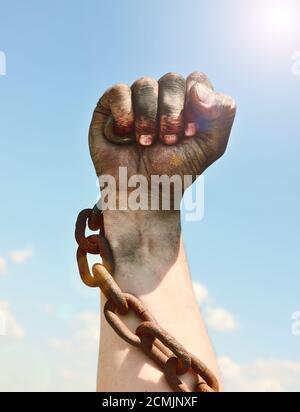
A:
132 76 158 91
132 78 158 120
228 97 237 114
159 72 184 84
159 74 186 113
106 84 134 130
187 71 209 82
108 83 131 102
221 94 237 112
187 72 214 90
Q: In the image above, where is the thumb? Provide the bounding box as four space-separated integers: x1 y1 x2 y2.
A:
189 83 222 122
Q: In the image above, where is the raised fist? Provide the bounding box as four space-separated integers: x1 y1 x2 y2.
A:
89 72 236 195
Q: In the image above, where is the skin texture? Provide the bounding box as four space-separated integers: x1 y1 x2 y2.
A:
89 72 236 183
88 72 236 391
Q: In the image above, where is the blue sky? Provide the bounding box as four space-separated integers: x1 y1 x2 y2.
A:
0 0 300 391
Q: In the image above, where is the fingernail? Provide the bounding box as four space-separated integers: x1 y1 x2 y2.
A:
185 122 197 137
163 134 178 145
195 84 215 105
139 134 153 146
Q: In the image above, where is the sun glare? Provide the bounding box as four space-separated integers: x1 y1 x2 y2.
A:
259 2 298 40
264 5 296 35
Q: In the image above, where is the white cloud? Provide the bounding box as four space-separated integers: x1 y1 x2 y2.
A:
0 309 99 392
0 300 24 339
193 282 209 304
205 306 239 331
49 310 99 354
219 356 300 392
10 247 33 264
193 281 239 332
0 256 6 275
46 310 100 391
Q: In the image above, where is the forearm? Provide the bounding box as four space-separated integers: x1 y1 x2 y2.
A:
97 210 221 392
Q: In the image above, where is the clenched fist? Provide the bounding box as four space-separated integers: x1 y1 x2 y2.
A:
89 72 236 196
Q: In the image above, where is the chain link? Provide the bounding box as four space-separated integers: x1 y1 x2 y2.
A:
75 206 219 392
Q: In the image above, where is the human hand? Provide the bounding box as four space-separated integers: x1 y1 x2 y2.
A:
89 71 236 189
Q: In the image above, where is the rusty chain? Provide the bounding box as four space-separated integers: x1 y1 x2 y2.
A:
75 206 219 392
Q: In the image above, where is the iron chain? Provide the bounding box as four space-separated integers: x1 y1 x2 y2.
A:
75 206 219 392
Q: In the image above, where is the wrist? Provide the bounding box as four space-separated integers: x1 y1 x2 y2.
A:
102 209 181 295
